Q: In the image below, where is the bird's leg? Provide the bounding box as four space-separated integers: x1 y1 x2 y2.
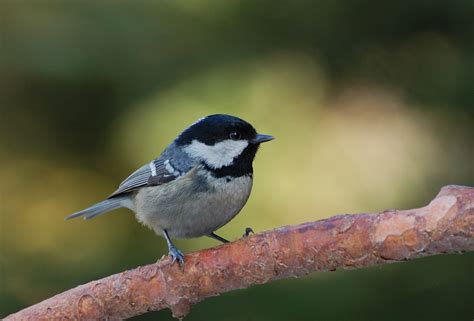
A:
243 227 254 237
207 232 230 243
163 229 184 265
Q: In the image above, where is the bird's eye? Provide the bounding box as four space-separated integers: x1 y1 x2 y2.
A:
229 131 241 140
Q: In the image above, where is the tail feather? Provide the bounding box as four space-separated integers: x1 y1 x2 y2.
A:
65 196 127 220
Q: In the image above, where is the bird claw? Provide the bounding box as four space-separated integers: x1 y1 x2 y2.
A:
169 246 185 266
243 227 254 238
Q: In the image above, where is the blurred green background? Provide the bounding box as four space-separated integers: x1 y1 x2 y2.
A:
1 1 473 320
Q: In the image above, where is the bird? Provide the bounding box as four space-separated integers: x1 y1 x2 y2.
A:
66 114 274 265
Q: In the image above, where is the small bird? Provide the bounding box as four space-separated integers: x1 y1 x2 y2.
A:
66 114 273 264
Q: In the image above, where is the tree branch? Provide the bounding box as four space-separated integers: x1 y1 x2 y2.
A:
5 185 474 320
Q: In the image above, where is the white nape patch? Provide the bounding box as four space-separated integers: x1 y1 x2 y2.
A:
183 139 249 169
149 161 157 176
164 159 181 176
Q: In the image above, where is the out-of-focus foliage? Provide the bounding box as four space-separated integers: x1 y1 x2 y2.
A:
0 1 473 320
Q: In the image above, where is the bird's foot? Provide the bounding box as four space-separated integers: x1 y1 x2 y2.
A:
243 227 254 238
168 246 185 266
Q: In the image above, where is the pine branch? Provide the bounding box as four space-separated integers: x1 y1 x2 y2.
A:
4 185 474 320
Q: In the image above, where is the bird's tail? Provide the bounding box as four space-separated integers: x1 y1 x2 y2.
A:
65 196 129 220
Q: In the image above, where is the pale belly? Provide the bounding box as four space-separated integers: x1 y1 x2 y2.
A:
134 171 253 238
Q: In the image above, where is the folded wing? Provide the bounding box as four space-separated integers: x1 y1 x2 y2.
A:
108 159 180 198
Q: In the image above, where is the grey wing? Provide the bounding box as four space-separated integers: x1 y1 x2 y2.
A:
108 159 179 198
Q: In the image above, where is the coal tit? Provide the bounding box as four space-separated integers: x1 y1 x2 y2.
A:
66 114 274 264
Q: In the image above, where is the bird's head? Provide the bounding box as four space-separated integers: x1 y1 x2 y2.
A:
175 114 273 175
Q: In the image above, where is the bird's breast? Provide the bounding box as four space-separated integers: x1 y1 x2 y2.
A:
134 169 253 238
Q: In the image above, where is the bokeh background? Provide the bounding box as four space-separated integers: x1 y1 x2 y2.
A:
1 1 473 320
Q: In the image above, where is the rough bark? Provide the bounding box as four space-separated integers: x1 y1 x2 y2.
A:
4 185 474 320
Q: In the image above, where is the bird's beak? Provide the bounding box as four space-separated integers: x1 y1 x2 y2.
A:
251 133 274 144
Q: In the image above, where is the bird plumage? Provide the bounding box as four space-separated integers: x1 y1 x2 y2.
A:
66 114 273 264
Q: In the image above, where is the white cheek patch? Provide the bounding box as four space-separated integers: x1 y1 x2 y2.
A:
183 139 249 169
